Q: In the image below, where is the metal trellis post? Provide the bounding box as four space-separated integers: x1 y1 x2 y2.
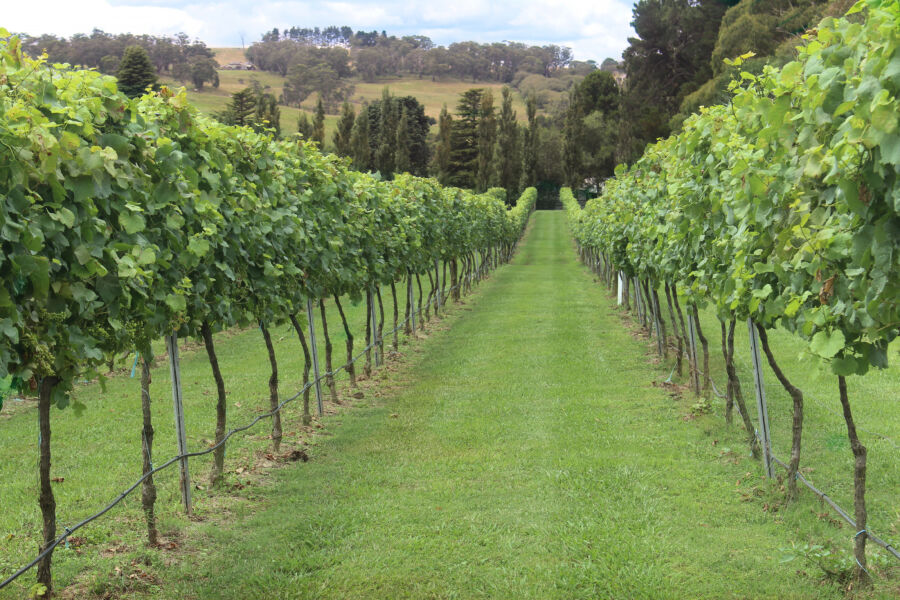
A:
306 298 324 417
687 313 701 393
408 270 416 336
748 319 775 478
165 332 192 515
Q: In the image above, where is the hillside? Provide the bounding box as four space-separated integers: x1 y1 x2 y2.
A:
165 48 531 147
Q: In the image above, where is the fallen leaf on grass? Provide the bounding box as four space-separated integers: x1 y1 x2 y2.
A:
51 477 65 483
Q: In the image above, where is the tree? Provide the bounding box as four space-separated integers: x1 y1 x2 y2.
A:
493 86 520 201
350 106 371 170
394 106 412 174
188 56 219 90
297 112 313 139
313 97 326 145
254 90 281 137
521 93 538 190
448 88 483 189
333 101 355 157
433 104 453 184
564 70 620 187
221 87 257 127
616 0 730 163
116 45 156 98
374 88 397 176
475 90 496 192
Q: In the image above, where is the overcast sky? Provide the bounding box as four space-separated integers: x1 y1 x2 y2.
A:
5 0 636 63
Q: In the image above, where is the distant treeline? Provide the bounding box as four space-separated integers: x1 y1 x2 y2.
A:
248 26 592 86
20 30 220 89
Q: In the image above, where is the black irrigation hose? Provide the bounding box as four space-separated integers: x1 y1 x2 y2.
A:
0 256 502 591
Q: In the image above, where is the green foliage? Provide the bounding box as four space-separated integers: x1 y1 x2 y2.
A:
448 88 483 188
0 29 535 404
433 104 453 184
297 112 313 139
493 87 521 202
333 101 355 157
520 93 539 190
116 45 157 98
564 0 900 375
475 90 496 192
350 106 371 170
313 97 326 144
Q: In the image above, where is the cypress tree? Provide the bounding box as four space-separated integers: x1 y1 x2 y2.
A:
374 87 397 177
475 90 496 193
313 97 326 145
494 86 520 202
433 104 453 185
297 112 313 139
394 106 411 175
116 45 157 98
333 101 355 157
350 105 371 170
521 93 538 190
255 92 281 137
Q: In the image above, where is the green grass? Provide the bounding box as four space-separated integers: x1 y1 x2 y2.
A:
1 212 896 598
0 280 414 597
133 213 894 597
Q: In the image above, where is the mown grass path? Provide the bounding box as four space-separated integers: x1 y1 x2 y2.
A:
166 212 841 599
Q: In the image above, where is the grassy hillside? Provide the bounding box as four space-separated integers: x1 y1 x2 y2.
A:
162 48 530 148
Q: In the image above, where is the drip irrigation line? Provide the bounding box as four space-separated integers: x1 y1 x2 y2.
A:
0 258 500 591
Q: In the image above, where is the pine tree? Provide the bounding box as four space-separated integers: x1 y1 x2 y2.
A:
448 88 482 189
394 106 411 175
313 97 326 145
297 112 313 139
350 105 371 170
433 104 452 184
493 86 520 201
521 93 539 190
222 87 257 127
475 90 496 192
116 45 157 98
374 87 397 177
333 101 355 157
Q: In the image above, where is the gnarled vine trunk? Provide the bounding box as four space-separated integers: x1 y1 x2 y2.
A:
319 299 338 403
259 321 282 452
37 375 61 592
726 319 760 459
288 313 312 425
201 320 228 486
755 324 803 500
333 296 356 388
838 375 869 586
691 305 710 393
140 357 158 545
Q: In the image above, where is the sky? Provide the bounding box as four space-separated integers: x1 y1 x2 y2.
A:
4 0 636 63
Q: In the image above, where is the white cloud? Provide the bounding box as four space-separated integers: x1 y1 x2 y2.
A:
4 0 635 61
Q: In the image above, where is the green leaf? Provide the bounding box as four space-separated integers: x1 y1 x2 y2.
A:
188 237 210 257
831 356 858 376
165 294 186 313
74 245 92 266
810 329 845 359
119 211 146 235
